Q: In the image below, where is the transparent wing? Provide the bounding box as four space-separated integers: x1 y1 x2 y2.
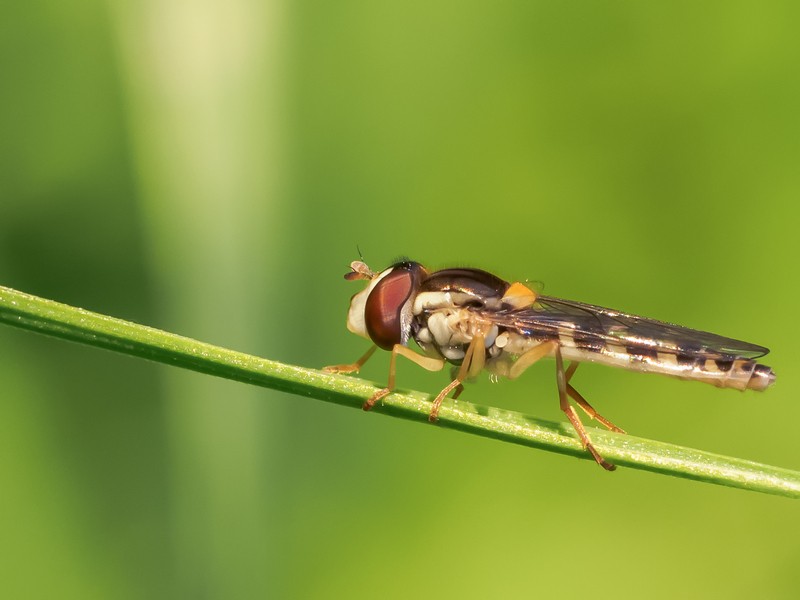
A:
478 295 769 360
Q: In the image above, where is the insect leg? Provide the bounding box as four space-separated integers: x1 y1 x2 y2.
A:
564 361 579 383
564 362 626 434
323 345 378 374
429 333 485 422
449 366 465 400
556 348 616 471
508 341 558 380
363 345 445 411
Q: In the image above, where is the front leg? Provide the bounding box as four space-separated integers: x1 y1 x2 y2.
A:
364 345 446 411
323 345 378 375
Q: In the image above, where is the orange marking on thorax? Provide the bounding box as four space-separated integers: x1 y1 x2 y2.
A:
502 282 538 309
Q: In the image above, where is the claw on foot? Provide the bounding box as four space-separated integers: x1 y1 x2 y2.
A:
323 364 359 375
363 388 390 411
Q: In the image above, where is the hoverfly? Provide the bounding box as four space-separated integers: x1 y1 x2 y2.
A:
324 259 775 470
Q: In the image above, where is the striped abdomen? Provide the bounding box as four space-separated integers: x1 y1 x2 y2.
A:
558 342 775 391
481 328 776 391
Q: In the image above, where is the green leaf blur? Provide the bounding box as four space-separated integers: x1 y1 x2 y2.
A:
1 1 798 599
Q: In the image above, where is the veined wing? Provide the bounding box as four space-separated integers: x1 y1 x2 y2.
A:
478 295 769 360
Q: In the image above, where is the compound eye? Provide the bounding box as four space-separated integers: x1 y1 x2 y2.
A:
364 268 414 350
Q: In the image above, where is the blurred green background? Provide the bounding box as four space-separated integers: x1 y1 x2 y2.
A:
1 1 798 598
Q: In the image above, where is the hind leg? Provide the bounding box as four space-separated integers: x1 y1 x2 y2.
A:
556 349 616 471
564 362 626 434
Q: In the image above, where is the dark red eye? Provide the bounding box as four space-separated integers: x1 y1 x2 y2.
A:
365 269 414 350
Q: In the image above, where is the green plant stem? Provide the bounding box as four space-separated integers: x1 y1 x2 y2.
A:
1 284 798 498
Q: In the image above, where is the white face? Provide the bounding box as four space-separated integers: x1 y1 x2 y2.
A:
346 267 394 340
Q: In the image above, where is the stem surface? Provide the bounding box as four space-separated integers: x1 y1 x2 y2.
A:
1 285 797 498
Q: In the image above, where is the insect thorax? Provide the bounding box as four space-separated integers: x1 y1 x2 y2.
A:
410 289 545 373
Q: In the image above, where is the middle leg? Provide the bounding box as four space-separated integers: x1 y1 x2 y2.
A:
428 333 485 422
